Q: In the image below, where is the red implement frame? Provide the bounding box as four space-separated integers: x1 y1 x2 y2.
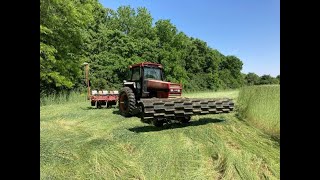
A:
83 63 119 108
90 94 119 108
90 94 118 102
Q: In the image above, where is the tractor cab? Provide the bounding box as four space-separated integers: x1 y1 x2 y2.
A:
127 62 164 81
123 62 181 99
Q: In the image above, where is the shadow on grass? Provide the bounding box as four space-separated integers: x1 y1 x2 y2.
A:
80 107 103 110
112 109 142 118
270 135 280 144
235 113 246 121
80 106 118 110
128 118 225 133
112 109 121 115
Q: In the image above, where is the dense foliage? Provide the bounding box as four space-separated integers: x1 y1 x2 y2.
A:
244 72 279 85
40 0 278 95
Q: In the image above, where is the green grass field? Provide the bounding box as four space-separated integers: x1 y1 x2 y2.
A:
237 85 280 139
40 88 280 180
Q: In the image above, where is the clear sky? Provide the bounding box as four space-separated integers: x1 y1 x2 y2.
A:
99 0 280 76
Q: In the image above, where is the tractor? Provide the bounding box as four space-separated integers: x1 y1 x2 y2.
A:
118 62 234 127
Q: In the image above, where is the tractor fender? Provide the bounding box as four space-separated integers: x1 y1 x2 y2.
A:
124 82 136 89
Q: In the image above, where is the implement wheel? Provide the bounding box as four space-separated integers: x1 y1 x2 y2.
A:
152 119 164 127
119 87 137 117
181 116 191 123
96 101 102 109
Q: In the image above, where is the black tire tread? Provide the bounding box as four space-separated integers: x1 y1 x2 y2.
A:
119 87 137 117
140 98 234 125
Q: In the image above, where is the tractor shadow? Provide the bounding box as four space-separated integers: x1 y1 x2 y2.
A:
80 107 99 110
128 118 225 133
81 106 118 110
112 109 121 115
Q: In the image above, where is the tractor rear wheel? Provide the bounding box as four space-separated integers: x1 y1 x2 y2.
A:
119 87 137 117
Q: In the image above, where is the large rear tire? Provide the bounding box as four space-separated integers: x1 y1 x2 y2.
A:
119 87 137 117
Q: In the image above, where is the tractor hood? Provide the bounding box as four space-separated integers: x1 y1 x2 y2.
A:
146 79 181 91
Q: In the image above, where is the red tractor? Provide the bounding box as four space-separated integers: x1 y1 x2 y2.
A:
119 62 234 126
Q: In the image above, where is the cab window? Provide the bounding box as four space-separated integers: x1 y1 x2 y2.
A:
131 67 140 81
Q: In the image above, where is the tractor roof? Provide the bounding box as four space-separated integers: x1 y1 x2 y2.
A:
130 62 163 69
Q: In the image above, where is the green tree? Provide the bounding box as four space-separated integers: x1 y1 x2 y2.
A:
131 7 155 39
219 55 244 88
245 72 260 85
259 75 278 85
40 3 246 94
40 0 95 94
116 6 136 35
155 20 177 47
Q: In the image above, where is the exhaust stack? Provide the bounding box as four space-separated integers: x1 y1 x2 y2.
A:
83 62 90 100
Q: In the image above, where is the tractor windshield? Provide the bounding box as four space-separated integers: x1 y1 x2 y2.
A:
144 67 162 80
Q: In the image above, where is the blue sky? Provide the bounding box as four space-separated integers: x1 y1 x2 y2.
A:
99 0 280 76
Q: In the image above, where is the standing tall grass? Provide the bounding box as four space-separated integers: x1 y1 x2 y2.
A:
40 91 87 106
237 85 280 138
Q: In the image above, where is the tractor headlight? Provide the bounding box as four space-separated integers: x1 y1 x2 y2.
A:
170 89 180 92
136 82 141 89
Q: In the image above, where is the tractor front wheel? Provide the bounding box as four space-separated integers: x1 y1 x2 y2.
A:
119 87 137 117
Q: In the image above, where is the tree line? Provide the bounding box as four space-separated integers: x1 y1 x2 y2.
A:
244 73 279 86
40 0 279 96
